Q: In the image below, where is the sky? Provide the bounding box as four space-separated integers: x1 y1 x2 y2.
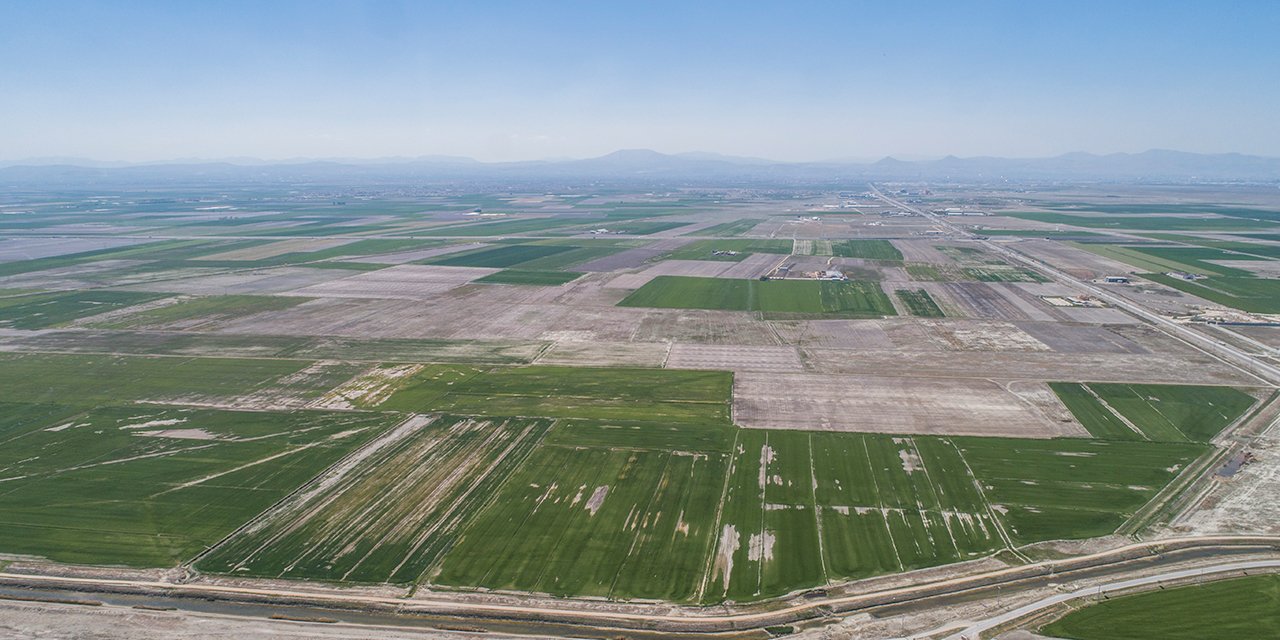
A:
3 0 1279 163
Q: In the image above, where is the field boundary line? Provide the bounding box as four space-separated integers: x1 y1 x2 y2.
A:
447 419 557 589
1082 384 1148 440
861 437 905 572
910 437 965 558
807 433 829 584
696 428 740 602
409 417 550 583
385 418 547 582
606 452 675 599
945 438 1031 564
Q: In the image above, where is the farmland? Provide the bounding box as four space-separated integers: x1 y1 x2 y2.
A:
688 219 764 236
0 181 1277 630
618 275 897 317
90 294 308 329
895 288 945 316
187 411 1210 600
1050 382 1257 442
0 403 394 566
0 352 317 405
433 440 729 600
1142 272 1280 314
0 290 169 329
831 239 904 261
425 243 579 268
659 239 794 261
474 269 584 285
1006 211 1278 231
199 415 552 584
375 365 734 425
1040 574 1280 639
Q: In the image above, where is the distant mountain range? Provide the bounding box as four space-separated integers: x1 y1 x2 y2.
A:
2 149 1278 186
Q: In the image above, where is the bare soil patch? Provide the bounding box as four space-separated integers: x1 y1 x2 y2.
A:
734 372 1079 437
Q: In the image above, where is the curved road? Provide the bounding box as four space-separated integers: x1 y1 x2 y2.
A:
936 559 1280 640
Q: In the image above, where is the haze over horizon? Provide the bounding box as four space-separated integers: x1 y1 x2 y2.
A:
4 1 1279 164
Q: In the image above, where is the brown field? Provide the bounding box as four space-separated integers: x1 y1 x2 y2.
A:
285 265 499 299
734 372 1085 437
665 344 805 372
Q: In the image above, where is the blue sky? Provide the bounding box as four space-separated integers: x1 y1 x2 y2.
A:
3 1 1278 162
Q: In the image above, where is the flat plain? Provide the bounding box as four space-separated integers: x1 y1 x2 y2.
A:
0 182 1277 611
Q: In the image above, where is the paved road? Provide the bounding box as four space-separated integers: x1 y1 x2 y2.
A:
868 185 1280 387
934 559 1280 640
1 536 1277 634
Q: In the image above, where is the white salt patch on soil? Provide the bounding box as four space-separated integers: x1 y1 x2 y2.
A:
45 422 88 432
135 428 218 440
585 485 609 515
313 363 423 410
899 447 922 473
758 444 776 490
747 531 776 562
712 525 740 588
120 418 187 430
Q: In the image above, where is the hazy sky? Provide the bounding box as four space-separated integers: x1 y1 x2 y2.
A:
3 1 1279 162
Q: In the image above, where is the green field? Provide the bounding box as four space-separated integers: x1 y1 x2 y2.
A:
0 403 393 566
90 294 307 329
1122 246 1263 277
0 290 169 329
376 365 734 425
419 428 1201 603
1142 272 1280 314
594 219 691 235
0 352 316 405
425 241 626 271
426 216 594 236
425 244 577 268
1006 211 1277 231
688 219 764 236
962 266 1050 282
0 367 1216 603
0 187 1260 608
543 418 736 452
1037 203 1280 222
434 440 729 599
906 263 1048 283
474 270 584 285
1138 234 1280 257
1079 243 1280 280
0 239 216 278
895 289 945 316
199 415 553 584
1051 383 1256 442
0 330 543 365
978 229 1105 239
954 437 1206 543
831 239 904 261
618 276 897 317
1041 574 1280 640
660 239 794 261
